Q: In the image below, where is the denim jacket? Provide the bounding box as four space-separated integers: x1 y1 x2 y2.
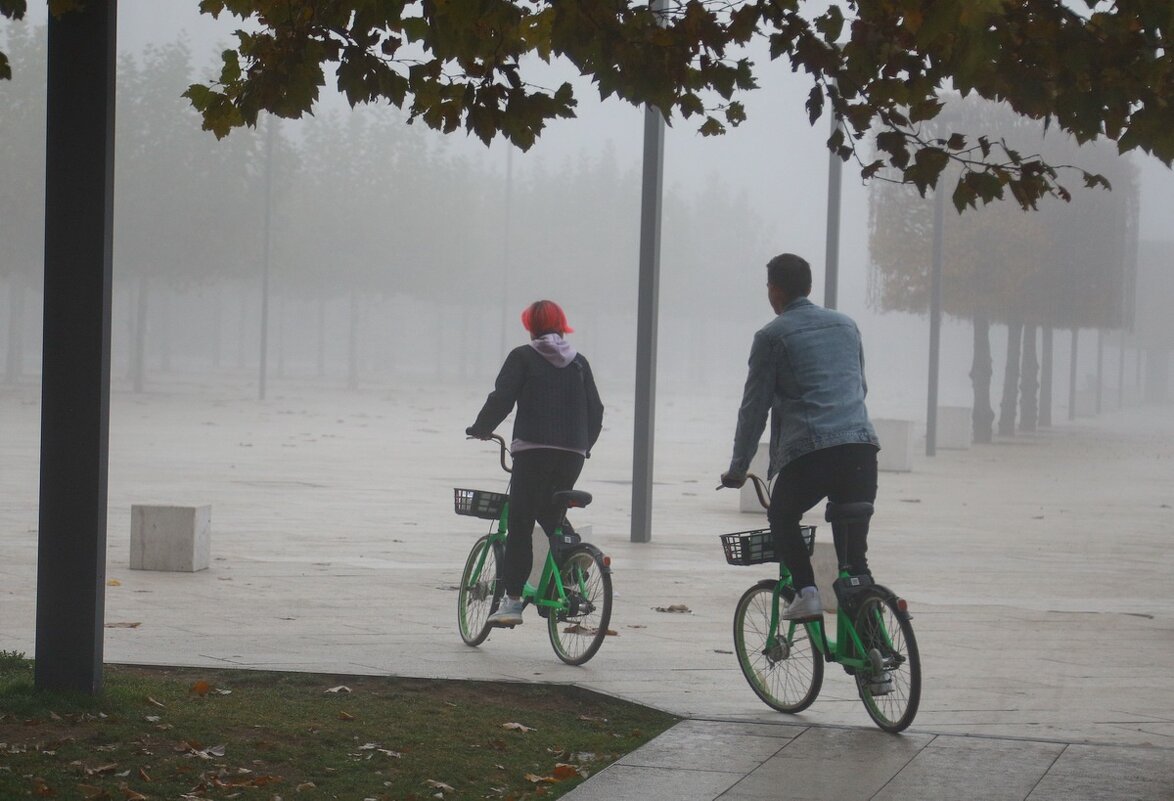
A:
728 297 878 479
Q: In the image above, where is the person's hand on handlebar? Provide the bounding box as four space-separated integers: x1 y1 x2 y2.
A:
465 426 492 440
719 471 746 489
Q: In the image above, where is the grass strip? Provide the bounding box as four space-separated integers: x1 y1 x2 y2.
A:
0 653 676 800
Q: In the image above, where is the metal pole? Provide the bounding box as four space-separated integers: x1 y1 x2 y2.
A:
259 119 273 400
631 2 667 543
36 0 118 695
926 182 944 456
824 111 842 310
1068 328 1078 420
500 147 514 356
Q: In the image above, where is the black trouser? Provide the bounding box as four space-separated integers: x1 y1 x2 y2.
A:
503 448 585 597
767 444 879 589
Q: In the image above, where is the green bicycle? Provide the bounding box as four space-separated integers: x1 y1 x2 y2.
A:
721 474 921 732
455 434 613 665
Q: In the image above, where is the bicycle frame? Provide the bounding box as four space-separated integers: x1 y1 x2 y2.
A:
474 481 573 616
762 556 889 677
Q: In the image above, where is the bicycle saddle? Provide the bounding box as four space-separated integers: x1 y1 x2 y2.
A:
553 490 593 509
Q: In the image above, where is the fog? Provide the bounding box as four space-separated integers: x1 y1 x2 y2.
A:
4 1 1174 425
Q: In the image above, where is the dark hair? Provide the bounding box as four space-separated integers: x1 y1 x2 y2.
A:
766 253 812 298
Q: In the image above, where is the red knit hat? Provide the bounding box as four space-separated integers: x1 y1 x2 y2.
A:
521 300 573 335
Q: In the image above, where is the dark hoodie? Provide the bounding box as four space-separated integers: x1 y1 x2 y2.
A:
470 334 604 456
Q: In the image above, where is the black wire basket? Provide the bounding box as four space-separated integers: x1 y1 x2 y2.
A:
720 525 815 565
453 488 507 520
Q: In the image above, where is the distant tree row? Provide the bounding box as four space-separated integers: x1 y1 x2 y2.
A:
868 96 1139 441
0 25 768 391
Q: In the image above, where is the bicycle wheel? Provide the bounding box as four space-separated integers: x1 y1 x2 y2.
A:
457 535 504 647
547 546 612 665
853 591 921 732
733 582 823 713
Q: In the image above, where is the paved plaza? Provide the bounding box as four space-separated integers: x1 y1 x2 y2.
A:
2 378 1172 799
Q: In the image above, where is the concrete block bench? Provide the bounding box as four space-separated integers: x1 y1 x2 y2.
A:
873 418 913 472
130 504 211 572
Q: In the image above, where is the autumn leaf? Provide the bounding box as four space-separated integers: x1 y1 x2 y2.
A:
31 777 55 797
524 773 555 783
501 722 535 733
424 778 455 793
552 763 582 780
324 685 351 694
145 697 165 708
120 787 148 800
653 604 691 613
296 781 317 791
338 711 355 721
189 680 211 697
106 579 121 586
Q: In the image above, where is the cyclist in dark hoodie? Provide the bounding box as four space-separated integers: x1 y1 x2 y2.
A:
466 300 604 627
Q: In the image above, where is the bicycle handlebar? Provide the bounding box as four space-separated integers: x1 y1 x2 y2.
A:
717 473 770 510
467 433 511 474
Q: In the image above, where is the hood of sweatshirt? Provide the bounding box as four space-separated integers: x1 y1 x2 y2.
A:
529 333 577 368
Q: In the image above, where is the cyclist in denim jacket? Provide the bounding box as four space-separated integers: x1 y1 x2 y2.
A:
722 254 880 622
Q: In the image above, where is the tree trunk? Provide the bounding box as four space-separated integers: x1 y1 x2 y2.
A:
347 289 360 390
1019 324 1039 431
5 272 24 383
998 320 1023 436
237 286 248 370
159 286 171 373
316 296 326 379
1039 326 1053 427
133 275 149 394
211 286 223 370
1095 328 1104 414
969 313 995 443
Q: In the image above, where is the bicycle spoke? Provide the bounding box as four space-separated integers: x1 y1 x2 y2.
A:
853 593 921 732
457 535 503 647
734 584 822 713
548 547 612 665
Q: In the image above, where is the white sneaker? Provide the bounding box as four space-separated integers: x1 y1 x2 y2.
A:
488 596 524 627
782 586 823 621
868 671 894 696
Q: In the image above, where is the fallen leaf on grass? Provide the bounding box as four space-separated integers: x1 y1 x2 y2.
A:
296 781 317 792
338 711 355 721
104 622 141 629
144 716 160 723
653 604 691 613
120 787 148 800
190 681 211 697
31 777 54 797
106 579 121 587
524 773 555 784
145 697 166 709
77 785 112 801
502 722 535 733
137 768 150 782
425 779 455 793
86 764 119 777
324 685 351 694
552 763 584 780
